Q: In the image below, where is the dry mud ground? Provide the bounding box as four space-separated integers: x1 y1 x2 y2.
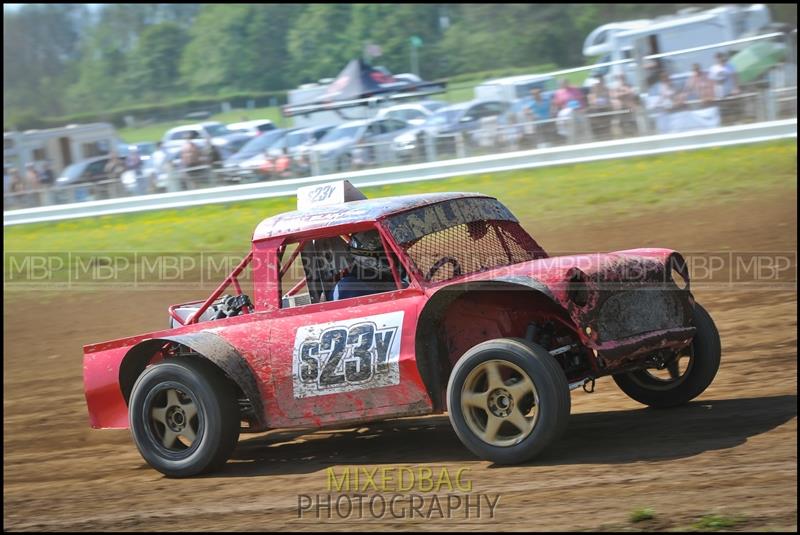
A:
4 190 797 531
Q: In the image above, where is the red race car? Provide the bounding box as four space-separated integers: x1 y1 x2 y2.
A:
83 180 720 477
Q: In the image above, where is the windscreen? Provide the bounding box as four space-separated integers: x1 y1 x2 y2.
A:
385 197 548 283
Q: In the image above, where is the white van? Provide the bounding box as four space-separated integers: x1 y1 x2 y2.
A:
474 74 557 103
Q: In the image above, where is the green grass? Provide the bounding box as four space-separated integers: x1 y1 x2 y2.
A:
629 507 655 523
692 514 743 530
4 140 795 255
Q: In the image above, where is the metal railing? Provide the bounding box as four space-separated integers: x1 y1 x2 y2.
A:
4 86 795 212
4 31 796 210
4 119 795 226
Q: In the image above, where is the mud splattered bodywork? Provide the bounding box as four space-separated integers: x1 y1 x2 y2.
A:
83 192 697 433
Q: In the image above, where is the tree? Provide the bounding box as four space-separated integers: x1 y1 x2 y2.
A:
180 5 259 93
129 22 189 99
347 4 442 78
3 4 88 120
286 4 356 86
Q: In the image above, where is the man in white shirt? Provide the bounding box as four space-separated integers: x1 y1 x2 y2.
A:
708 52 739 99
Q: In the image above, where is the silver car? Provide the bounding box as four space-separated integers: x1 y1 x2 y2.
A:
311 118 415 172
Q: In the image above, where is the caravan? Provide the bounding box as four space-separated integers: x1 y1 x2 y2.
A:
583 4 774 86
3 122 117 177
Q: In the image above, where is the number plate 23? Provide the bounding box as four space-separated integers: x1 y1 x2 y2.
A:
291 311 403 398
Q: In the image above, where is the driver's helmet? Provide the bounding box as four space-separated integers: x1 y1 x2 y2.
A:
348 230 392 278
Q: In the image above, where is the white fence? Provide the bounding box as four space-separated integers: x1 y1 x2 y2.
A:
4 118 795 227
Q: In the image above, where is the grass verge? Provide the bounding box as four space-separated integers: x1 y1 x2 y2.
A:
4 139 796 255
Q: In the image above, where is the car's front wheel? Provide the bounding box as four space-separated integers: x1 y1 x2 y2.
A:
612 302 721 408
447 338 571 464
128 356 240 477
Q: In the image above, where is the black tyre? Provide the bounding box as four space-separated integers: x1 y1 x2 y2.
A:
447 338 571 464
613 302 721 408
128 356 240 477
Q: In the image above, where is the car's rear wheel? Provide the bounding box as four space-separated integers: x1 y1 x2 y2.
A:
129 356 240 477
613 302 721 408
447 338 571 464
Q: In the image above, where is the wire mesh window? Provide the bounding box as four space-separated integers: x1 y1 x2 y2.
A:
400 220 547 283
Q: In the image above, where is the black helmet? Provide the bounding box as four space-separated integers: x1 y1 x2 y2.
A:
348 230 392 278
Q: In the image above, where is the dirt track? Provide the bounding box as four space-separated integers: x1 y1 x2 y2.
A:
3 190 797 531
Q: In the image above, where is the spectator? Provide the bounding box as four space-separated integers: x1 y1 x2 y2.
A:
588 78 613 139
611 74 639 111
653 71 678 111
24 163 41 189
181 135 201 169
553 79 590 143
526 87 552 120
104 151 126 197
150 142 171 193
709 52 742 124
709 52 739 99
126 147 147 195
610 74 642 136
39 160 55 187
552 78 586 112
38 160 55 205
202 133 222 167
181 133 202 189
274 147 292 179
24 163 41 207
6 168 25 209
683 63 716 105
588 78 612 110
9 168 24 192
521 87 555 147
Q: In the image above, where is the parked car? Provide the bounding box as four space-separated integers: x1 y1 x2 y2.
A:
55 155 111 187
263 124 336 178
53 155 114 202
312 117 416 172
219 128 295 183
82 180 721 477
393 100 512 158
162 122 251 161
226 120 276 138
376 100 449 126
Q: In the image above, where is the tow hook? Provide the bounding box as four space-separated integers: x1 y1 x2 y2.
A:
582 378 596 393
568 376 595 393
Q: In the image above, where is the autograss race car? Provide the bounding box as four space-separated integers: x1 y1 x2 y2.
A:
83 180 721 477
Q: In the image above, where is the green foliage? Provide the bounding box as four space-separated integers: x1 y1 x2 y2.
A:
629 507 655 523
692 514 743 530
3 3 797 129
286 4 357 86
128 22 189 99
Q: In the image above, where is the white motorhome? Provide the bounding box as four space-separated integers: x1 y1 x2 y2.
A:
583 4 773 85
3 122 117 176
